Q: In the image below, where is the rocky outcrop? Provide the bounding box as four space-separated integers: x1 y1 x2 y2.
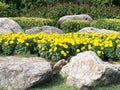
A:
61 51 120 90
0 56 52 90
25 26 64 34
0 18 24 33
53 59 68 75
79 27 117 33
58 14 93 24
0 27 12 34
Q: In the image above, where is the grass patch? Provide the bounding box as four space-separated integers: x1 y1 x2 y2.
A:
30 74 77 90
30 74 120 90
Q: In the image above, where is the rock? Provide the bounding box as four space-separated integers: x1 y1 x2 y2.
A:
53 59 68 75
79 27 118 33
0 18 24 33
25 26 64 34
60 51 120 89
0 27 12 34
0 56 52 90
58 14 93 24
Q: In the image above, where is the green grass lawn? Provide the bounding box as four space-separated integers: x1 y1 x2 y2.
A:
31 74 120 90
30 74 77 90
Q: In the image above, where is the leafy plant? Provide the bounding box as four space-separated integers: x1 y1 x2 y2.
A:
10 17 56 30
91 19 120 31
61 20 90 32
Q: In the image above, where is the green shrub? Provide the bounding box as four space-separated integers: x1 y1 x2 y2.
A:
116 16 120 19
10 17 56 30
91 19 120 31
0 2 9 16
61 20 90 33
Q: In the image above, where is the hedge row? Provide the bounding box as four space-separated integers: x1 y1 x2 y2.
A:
11 17 56 30
60 19 120 32
91 19 120 31
0 32 120 61
61 20 90 33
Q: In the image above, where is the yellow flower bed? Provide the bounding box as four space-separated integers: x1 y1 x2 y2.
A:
0 32 120 61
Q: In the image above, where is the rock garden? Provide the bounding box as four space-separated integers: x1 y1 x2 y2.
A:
0 0 120 90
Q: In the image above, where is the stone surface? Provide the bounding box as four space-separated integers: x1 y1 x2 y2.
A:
0 27 12 34
58 14 93 24
0 18 24 33
61 51 120 89
25 26 64 34
53 59 68 75
0 56 52 90
79 27 118 33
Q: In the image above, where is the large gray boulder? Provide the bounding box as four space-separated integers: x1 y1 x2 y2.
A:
0 27 12 34
0 18 24 33
25 26 64 34
79 27 118 33
58 14 93 24
61 51 120 90
0 56 52 90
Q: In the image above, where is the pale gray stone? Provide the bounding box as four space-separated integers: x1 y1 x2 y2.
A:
61 51 120 89
79 27 118 33
0 18 24 33
25 26 64 34
0 56 52 90
0 27 12 34
58 14 93 24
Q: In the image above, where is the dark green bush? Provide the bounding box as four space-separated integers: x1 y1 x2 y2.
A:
11 17 56 30
0 2 9 16
91 19 120 31
61 20 90 33
29 3 120 20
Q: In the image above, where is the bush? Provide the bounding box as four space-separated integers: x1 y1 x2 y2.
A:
0 2 9 16
116 16 120 19
91 19 120 31
61 20 90 33
10 17 56 30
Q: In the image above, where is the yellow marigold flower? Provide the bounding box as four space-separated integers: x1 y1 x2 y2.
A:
49 49 52 53
61 50 64 55
10 41 14 44
25 42 29 46
42 47 45 51
63 52 67 57
88 45 92 50
38 45 41 48
17 39 24 43
113 61 119 64
54 47 57 51
5 41 8 46
81 47 85 50
0 39 2 43
117 44 120 48
76 49 80 53
63 44 68 49
97 51 101 56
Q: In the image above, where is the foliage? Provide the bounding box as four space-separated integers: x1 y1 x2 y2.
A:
61 20 90 33
1 32 120 61
10 17 56 30
0 1 119 19
28 3 120 20
116 16 120 19
77 0 113 5
0 2 9 16
91 19 120 31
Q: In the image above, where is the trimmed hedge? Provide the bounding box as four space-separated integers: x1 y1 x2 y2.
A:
91 19 120 31
61 20 90 33
10 17 56 30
